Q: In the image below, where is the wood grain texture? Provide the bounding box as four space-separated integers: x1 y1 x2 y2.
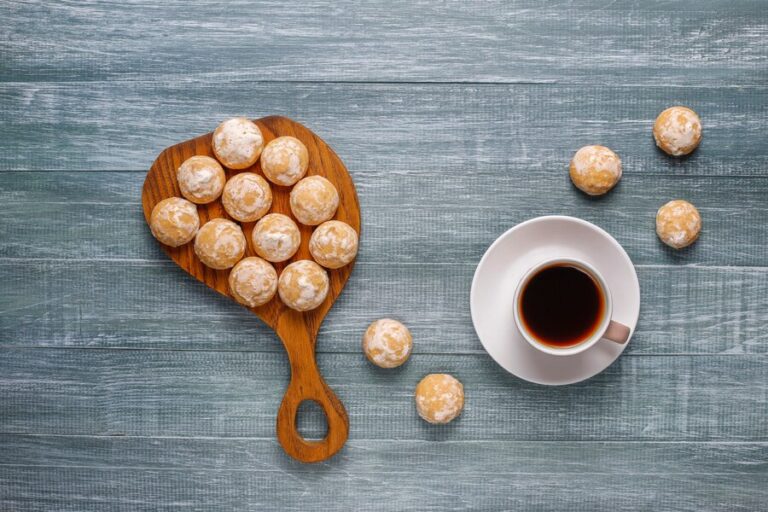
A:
2 466 763 512
1 82 767 174
2 0 766 86
0 436 765 511
3 434 765 474
2 349 766 441
1 260 767 355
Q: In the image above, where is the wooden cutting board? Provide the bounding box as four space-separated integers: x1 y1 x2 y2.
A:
141 116 359 462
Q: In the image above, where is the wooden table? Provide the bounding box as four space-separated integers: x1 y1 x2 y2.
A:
1 1 766 510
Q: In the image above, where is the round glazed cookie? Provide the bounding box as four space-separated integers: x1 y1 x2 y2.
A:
362 319 413 369
149 197 199 247
569 145 622 196
415 374 465 425
277 260 329 312
221 172 272 223
653 106 702 156
251 213 301 263
656 199 702 249
228 257 278 307
194 218 246 269
176 156 226 204
309 220 358 269
289 176 339 226
260 136 309 186
212 117 264 169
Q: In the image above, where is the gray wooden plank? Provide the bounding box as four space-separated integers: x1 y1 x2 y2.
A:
2 466 763 512
1 171 767 266
2 1 766 86
2 434 765 474
1 260 766 355
0 436 765 512
1 82 766 174
1 349 765 440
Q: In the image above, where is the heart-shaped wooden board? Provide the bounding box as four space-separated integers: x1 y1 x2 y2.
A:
142 116 360 463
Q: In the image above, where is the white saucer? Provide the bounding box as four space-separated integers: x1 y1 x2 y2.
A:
470 216 640 385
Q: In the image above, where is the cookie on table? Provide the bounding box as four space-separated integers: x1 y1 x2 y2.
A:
194 218 246 270
221 172 272 223
653 106 702 156
415 374 464 425
228 257 278 308
278 260 329 312
251 213 301 263
362 319 412 369
569 145 622 196
212 117 264 169
290 176 339 226
149 197 199 247
176 156 226 204
656 199 702 249
261 136 309 186
309 220 358 269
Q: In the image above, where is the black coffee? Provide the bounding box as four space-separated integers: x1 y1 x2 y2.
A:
519 264 604 348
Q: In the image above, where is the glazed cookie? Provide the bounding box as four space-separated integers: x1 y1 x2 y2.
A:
653 106 702 156
362 319 413 369
149 197 199 247
228 257 278 307
194 218 246 269
251 213 301 263
221 172 272 223
176 155 226 204
656 199 702 249
212 117 264 169
569 145 622 196
277 260 329 311
261 136 309 186
415 374 465 425
289 176 339 226
309 220 358 269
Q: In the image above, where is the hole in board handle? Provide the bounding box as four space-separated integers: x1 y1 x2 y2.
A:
296 400 328 441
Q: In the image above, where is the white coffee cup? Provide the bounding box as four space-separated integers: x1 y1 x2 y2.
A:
512 257 630 356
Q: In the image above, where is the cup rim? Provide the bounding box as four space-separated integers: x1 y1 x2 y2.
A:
513 257 613 356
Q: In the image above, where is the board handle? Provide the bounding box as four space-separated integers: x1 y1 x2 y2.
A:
275 322 349 463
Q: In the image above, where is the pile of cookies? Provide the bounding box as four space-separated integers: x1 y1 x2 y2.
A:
569 106 703 249
149 117 359 311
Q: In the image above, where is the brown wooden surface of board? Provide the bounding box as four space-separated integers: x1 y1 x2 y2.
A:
141 116 360 462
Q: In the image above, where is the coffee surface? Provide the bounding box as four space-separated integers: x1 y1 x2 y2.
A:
519 264 604 348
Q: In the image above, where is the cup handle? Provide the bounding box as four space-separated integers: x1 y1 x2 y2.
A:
604 320 631 344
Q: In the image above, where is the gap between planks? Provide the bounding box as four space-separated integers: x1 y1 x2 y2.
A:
3 80 767 88
0 465 758 475
0 346 764 357
2 169 768 179
1 432 766 443
1 258 767 271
